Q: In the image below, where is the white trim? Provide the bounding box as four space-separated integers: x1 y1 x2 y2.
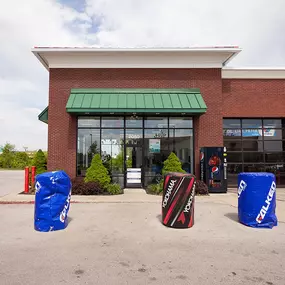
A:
222 68 285 79
31 47 241 70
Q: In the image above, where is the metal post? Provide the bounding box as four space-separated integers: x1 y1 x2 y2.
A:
24 167 29 194
31 166 36 189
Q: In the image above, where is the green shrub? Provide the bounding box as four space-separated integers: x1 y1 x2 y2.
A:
162 152 186 175
147 181 163 195
71 178 104 195
32 149 47 175
11 152 30 169
195 180 209 196
84 154 111 189
106 183 122 195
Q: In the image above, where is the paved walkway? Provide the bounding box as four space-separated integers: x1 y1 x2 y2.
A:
1 187 284 223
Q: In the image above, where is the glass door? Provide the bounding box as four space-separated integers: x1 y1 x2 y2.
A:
125 129 143 188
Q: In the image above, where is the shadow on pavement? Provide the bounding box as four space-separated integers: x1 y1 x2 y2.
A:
156 214 162 223
224 212 239 223
68 216 73 225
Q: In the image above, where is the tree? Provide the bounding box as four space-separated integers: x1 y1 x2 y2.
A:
84 154 111 189
162 152 186 175
32 149 47 175
11 152 30 169
0 143 15 168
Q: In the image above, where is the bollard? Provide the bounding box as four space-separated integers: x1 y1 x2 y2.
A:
31 166 36 189
24 167 29 194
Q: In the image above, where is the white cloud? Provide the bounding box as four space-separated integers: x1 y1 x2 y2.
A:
85 0 285 66
0 0 91 150
1 0 285 151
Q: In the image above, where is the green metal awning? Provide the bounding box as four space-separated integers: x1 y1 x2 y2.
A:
66 89 207 114
39 106 48 124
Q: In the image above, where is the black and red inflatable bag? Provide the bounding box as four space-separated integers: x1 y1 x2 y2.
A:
162 172 196 228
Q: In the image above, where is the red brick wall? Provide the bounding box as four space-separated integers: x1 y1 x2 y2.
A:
48 68 223 179
222 79 285 117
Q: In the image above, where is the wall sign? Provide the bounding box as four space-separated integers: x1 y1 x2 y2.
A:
149 139 160 153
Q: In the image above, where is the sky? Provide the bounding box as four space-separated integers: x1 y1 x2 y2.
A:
0 0 285 151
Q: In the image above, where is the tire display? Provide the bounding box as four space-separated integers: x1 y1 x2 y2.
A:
238 172 278 228
34 170 72 232
162 172 196 228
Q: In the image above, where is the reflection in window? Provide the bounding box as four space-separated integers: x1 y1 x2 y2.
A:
145 129 168 139
263 129 284 140
223 119 241 128
224 140 242 151
264 141 285 152
169 117 192 128
263 119 282 128
126 117 143 128
101 117 124 128
145 117 168 128
242 119 262 128
78 117 100 128
223 118 285 186
243 152 264 163
242 139 263 151
77 129 100 176
170 129 193 173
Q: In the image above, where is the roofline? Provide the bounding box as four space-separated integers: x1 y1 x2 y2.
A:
222 67 285 79
31 46 242 71
32 46 241 53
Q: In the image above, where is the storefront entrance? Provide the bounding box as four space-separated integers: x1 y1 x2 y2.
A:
77 116 194 189
125 146 143 188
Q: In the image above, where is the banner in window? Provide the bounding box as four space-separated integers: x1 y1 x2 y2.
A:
224 129 276 137
149 139 161 153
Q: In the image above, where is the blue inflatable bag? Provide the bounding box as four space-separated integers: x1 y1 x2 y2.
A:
238 172 278 229
34 170 72 232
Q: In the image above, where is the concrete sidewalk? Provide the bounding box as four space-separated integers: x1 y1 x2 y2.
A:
1 188 284 222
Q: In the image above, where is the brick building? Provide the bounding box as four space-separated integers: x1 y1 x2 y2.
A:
33 47 285 188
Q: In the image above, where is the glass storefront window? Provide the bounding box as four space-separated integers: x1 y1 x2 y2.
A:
263 129 284 140
242 129 262 137
126 116 143 128
145 129 168 140
169 117 192 128
227 164 242 186
145 117 168 128
264 141 285 152
101 129 124 146
126 129 143 145
224 140 242 151
224 118 285 186
77 116 194 188
78 116 100 128
242 139 263 151
227 152 242 163
243 164 265 172
223 119 241 128
263 119 282 128
242 119 262 128
169 129 193 173
77 129 100 176
223 129 242 137
102 117 124 128
243 152 264 163
265 152 285 163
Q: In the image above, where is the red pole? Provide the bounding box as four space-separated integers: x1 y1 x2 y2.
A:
31 166 36 188
24 167 29 194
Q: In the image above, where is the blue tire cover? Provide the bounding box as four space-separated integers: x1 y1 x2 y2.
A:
238 172 278 228
34 171 72 232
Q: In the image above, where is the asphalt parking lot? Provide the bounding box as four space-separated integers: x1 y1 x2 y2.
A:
0 199 284 285
0 170 23 197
